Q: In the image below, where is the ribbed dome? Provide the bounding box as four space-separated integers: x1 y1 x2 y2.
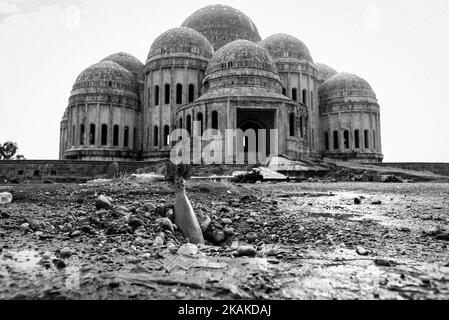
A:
205 40 278 76
147 27 213 61
101 52 144 78
72 61 137 94
182 4 261 51
316 63 337 82
318 72 375 98
260 33 313 62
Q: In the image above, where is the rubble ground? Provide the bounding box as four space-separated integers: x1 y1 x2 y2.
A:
1 180 449 300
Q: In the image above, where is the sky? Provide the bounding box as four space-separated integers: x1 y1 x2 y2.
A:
0 0 448 162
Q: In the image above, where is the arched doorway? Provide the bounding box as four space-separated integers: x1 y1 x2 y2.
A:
238 119 268 163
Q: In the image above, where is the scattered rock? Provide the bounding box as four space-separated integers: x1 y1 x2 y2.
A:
371 200 382 205
356 246 369 256
153 236 164 246
42 252 51 260
166 208 174 221
52 258 66 269
70 230 81 237
142 202 156 212
374 258 397 267
59 247 73 259
128 216 144 230
237 245 257 257
354 197 362 205
178 243 198 256
222 218 233 225
95 195 113 210
245 232 258 243
224 227 234 236
0 192 12 205
155 205 166 217
159 218 174 233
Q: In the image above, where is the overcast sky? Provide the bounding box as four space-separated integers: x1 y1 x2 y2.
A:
0 0 448 162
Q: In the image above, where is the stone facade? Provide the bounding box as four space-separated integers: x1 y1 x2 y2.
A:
59 4 383 163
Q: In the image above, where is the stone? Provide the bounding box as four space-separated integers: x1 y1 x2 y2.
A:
222 218 233 225
42 252 51 260
0 192 12 205
128 216 144 230
372 200 382 205
153 236 164 246
354 197 361 205
142 202 156 212
224 227 234 236
356 246 369 256
52 258 67 269
155 205 166 217
219 207 230 213
59 247 73 259
246 218 257 224
212 230 226 244
237 245 257 257
245 232 258 243
178 243 199 256
166 208 174 221
159 218 174 233
70 230 81 237
95 195 113 210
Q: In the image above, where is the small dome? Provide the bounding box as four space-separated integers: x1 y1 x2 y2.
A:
316 63 337 82
260 33 313 62
147 27 213 61
318 72 375 98
205 40 278 76
182 4 261 51
101 52 144 78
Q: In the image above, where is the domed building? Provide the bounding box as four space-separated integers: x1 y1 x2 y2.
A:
319 73 383 162
59 4 383 163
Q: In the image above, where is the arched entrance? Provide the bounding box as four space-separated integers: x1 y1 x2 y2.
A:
238 119 269 163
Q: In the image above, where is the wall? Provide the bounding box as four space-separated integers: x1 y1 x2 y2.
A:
373 163 449 177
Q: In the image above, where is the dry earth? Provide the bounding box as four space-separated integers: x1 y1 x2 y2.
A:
1 180 449 300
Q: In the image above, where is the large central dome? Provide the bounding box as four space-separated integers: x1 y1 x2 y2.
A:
181 4 261 51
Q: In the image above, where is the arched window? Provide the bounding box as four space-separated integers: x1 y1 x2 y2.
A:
89 124 96 145
113 125 119 146
299 116 304 138
164 125 170 146
124 126 129 147
211 111 218 130
282 87 287 96
188 84 195 102
154 85 159 106
292 88 298 101
324 131 330 150
302 89 307 105
373 130 376 149
289 113 295 136
333 130 339 150
101 124 108 145
186 115 192 136
133 128 137 149
164 84 170 104
147 127 150 147
343 130 350 149
80 124 85 145
72 125 76 146
197 112 204 136
310 91 314 109
176 83 183 104
179 117 183 129
354 129 360 149
153 126 159 146
364 129 369 148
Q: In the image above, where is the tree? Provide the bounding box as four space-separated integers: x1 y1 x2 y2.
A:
0 141 19 160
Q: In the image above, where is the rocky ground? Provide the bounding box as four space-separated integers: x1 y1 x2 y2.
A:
1 179 449 300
